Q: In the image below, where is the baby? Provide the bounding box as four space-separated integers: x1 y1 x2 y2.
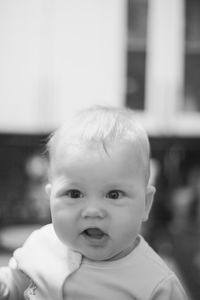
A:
0 106 188 299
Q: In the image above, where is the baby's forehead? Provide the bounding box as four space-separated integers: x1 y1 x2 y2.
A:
52 139 148 173
54 137 139 158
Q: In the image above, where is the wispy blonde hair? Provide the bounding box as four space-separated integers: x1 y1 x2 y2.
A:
47 105 150 183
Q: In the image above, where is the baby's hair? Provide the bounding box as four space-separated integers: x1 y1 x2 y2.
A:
47 105 151 183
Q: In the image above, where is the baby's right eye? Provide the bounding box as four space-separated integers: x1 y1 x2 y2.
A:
66 189 84 199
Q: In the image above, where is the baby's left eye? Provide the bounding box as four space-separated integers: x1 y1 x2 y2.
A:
106 190 124 200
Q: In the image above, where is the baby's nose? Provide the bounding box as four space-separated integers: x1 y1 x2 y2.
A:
81 204 106 219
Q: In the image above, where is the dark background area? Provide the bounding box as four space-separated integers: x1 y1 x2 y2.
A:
0 134 50 227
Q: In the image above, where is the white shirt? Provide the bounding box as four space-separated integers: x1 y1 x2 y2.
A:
0 224 188 300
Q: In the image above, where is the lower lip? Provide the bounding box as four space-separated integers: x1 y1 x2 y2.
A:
81 232 108 246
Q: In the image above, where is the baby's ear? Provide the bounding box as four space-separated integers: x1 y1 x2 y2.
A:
45 183 52 197
143 185 156 222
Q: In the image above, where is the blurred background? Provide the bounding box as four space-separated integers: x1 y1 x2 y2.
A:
0 0 200 299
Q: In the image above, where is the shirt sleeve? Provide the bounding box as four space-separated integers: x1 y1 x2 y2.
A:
150 274 189 300
0 257 30 300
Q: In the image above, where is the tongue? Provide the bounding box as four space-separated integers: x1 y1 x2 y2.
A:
85 228 105 239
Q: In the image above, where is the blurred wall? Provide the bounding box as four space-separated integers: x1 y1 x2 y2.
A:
0 0 127 133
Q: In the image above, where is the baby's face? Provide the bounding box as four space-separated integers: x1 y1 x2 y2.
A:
47 143 154 261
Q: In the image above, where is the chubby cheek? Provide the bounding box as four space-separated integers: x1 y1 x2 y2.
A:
53 215 75 246
50 197 72 222
113 207 143 239
50 202 77 245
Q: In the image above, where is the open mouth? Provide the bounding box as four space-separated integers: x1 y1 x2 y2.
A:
82 228 106 240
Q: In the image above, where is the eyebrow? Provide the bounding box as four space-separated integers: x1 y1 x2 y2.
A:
54 177 81 187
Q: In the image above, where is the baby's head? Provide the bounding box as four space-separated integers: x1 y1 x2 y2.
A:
48 105 150 184
46 106 155 261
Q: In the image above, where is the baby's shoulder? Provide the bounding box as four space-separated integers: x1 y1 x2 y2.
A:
137 237 173 277
14 223 65 263
29 224 56 241
23 224 57 246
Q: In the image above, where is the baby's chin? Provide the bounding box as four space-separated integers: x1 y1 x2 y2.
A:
77 247 115 262
80 238 140 262
82 253 115 262
79 248 127 262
